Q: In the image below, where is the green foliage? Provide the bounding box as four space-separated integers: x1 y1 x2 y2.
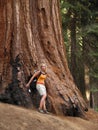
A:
84 24 98 80
60 0 98 77
90 87 98 92
86 24 98 36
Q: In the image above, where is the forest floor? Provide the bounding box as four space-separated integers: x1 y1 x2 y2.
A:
0 103 98 130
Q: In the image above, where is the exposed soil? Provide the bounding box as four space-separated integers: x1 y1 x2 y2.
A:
0 103 98 130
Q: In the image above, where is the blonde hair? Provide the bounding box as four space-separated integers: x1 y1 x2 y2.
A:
40 63 46 68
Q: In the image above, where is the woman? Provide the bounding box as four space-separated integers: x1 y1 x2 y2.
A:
26 63 49 114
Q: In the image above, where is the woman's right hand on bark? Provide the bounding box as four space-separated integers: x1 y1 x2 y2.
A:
26 83 30 88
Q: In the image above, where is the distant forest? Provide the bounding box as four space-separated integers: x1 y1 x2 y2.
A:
60 0 98 110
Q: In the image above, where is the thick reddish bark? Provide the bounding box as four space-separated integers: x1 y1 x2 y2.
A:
0 0 88 117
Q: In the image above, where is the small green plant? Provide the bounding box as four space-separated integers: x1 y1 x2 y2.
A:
94 107 98 112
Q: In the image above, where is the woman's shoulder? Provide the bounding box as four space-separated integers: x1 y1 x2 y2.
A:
34 70 41 76
40 71 47 75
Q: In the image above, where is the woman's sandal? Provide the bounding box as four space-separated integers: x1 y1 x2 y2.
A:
44 109 50 114
38 108 44 114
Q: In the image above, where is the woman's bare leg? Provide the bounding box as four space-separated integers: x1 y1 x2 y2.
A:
39 94 47 110
43 100 46 110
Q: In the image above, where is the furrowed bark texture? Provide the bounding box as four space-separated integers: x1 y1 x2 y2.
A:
0 0 87 117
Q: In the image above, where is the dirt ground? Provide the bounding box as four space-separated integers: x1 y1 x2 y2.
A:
0 103 98 130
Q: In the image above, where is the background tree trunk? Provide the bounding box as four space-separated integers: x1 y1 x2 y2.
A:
0 0 87 117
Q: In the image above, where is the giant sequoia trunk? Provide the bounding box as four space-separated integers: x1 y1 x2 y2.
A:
0 0 88 117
